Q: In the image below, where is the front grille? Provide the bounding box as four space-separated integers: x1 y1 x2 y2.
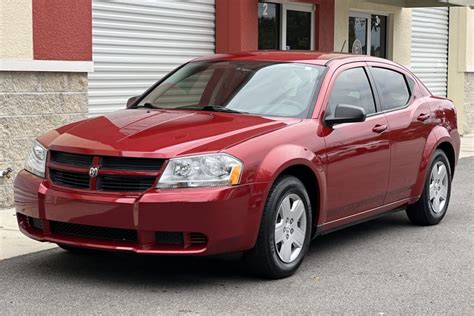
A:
50 151 93 167
156 232 184 245
155 232 207 248
101 156 164 171
188 232 208 245
48 151 164 192
97 175 156 192
50 169 90 189
50 221 138 243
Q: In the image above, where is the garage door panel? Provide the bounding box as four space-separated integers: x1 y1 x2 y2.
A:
89 0 215 115
411 8 449 97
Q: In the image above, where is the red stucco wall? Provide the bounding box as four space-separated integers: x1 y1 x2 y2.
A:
313 0 335 52
216 0 334 53
33 0 92 61
216 0 259 53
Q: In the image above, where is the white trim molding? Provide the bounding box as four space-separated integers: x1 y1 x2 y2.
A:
0 59 94 72
466 66 474 73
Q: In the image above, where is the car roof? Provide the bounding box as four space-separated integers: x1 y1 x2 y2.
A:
192 51 397 66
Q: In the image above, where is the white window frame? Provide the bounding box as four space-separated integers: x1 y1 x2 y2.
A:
281 3 315 50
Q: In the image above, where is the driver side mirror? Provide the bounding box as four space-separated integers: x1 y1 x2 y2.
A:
324 104 367 128
126 96 140 108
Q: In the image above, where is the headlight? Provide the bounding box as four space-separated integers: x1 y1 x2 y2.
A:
25 140 47 178
157 153 243 188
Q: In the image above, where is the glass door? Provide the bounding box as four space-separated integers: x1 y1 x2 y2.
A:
349 12 370 55
258 2 315 51
282 4 314 50
370 14 387 58
349 12 387 58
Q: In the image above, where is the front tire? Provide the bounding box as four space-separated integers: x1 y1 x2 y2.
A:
245 176 312 279
406 149 452 226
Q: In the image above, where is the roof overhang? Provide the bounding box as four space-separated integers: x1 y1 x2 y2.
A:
363 0 474 8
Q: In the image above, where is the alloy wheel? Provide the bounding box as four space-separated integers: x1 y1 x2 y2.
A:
429 161 449 214
274 193 307 263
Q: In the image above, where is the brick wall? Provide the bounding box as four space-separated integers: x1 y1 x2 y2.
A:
0 71 88 208
465 72 474 134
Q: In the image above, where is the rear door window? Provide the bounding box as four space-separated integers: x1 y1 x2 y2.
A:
328 67 376 115
371 67 411 111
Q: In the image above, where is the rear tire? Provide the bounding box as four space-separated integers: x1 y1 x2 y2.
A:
245 176 312 279
406 149 452 226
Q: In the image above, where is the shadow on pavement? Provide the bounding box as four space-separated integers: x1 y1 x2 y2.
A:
2 211 416 286
308 210 414 255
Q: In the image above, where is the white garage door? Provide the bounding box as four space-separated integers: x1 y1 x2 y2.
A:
411 7 449 97
88 0 215 115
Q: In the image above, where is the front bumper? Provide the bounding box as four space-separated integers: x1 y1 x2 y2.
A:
14 170 267 255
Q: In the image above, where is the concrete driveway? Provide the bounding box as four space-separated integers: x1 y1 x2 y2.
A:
1 157 472 314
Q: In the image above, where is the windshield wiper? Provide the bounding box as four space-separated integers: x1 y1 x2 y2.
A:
201 105 248 114
137 102 159 109
136 102 167 109
136 103 247 114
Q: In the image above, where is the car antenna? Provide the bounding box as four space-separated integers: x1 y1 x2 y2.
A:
340 40 347 53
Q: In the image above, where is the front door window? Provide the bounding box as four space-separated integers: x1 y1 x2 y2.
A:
349 12 387 58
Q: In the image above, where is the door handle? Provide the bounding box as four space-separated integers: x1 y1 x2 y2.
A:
372 124 388 133
417 113 431 122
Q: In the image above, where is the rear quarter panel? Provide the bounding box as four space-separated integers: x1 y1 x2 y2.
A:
411 97 460 198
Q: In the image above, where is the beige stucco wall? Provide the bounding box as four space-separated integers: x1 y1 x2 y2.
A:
448 8 474 134
463 8 474 134
467 8 474 70
334 0 411 67
0 0 33 59
0 72 89 208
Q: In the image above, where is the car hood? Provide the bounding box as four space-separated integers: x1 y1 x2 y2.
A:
42 109 300 158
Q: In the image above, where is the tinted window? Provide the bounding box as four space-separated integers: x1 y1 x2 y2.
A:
371 15 387 58
406 76 416 93
258 2 280 50
371 67 410 111
286 10 311 50
139 61 325 118
349 17 368 55
328 67 376 115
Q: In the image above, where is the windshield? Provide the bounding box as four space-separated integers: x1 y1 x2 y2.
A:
137 61 325 118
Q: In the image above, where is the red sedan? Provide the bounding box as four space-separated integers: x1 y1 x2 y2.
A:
14 52 460 278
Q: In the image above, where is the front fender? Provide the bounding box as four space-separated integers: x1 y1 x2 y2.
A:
411 126 459 198
254 144 327 226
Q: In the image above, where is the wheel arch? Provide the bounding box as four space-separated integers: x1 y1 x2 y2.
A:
437 141 456 177
253 144 326 234
278 164 321 236
411 127 458 198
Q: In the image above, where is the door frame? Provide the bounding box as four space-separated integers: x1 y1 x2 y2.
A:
281 3 315 50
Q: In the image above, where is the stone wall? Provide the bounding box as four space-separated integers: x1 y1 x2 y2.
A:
465 72 474 135
0 71 88 208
